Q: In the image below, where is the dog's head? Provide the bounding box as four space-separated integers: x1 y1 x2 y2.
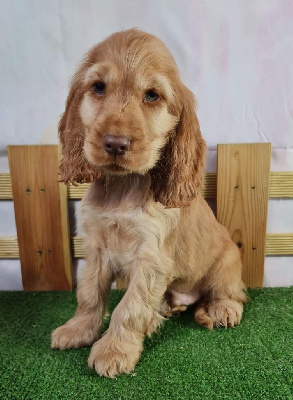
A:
59 29 206 207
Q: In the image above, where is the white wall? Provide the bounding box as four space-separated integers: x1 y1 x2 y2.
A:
0 0 292 289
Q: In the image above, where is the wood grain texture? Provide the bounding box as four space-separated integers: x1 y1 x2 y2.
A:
0 237 19 258
217 143 271 288
265 233 293 255
269 172 293 198
66 173 218 200
8 145 72 291
72 236 84 258
0 173 12 199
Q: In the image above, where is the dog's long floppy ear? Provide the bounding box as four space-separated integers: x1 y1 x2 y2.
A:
58 67 100 185
151 86 206 208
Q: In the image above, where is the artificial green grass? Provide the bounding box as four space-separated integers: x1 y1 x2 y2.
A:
0 288 292 400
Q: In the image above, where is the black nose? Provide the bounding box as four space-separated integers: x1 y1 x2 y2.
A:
103 135 130 156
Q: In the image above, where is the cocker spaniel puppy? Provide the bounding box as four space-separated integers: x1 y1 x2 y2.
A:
51 29 246 378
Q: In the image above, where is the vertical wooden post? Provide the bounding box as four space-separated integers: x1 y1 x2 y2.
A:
8 145 72 291
217 143 271 288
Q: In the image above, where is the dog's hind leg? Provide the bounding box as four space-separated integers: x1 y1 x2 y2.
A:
194 241 247 330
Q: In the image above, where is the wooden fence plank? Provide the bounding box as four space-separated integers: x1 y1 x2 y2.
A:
217 143 271 288
1 144 293 291
8 145 72 291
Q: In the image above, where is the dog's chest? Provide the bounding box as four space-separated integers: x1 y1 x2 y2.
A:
82 199 179 273
104 212 143 261
83 207 150 269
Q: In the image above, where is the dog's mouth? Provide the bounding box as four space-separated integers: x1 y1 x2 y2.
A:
102 163 129 174
84 140 132 175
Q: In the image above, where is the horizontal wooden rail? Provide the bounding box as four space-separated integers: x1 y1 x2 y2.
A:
1 172 293 200
73 235 292 258
72 236 84 258
0 173 12 200
66 173 219 200
0 237 19 258
265 234 293 255
269 172 293 198
1 234 293 259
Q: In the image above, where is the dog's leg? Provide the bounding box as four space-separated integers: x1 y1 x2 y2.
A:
51 248 112 349
88 259 167 378
195 242 247 330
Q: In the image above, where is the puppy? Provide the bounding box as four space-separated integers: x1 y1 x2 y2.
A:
51 29 246 378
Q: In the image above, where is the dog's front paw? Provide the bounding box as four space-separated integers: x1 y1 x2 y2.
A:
88 333 142 378
51 317 98 349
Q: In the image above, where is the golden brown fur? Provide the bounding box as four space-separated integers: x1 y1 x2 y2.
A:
51 29 246 378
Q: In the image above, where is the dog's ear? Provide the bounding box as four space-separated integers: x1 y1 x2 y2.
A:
151 86 206 208
58 67 100 185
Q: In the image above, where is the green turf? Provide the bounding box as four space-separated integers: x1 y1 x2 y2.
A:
0 288 292 400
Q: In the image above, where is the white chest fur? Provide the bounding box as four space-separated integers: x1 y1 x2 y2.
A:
79 177 180 274
81 200 179 274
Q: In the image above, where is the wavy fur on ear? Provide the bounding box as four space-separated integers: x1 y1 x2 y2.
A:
58 62 101 185
151 86 206 208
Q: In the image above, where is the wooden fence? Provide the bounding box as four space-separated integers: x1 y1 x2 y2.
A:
0 144 292 290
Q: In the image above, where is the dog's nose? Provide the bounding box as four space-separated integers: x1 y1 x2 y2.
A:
103 135 130 156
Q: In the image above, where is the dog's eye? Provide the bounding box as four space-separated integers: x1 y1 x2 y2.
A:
144 90 159 103
93 82 106 95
